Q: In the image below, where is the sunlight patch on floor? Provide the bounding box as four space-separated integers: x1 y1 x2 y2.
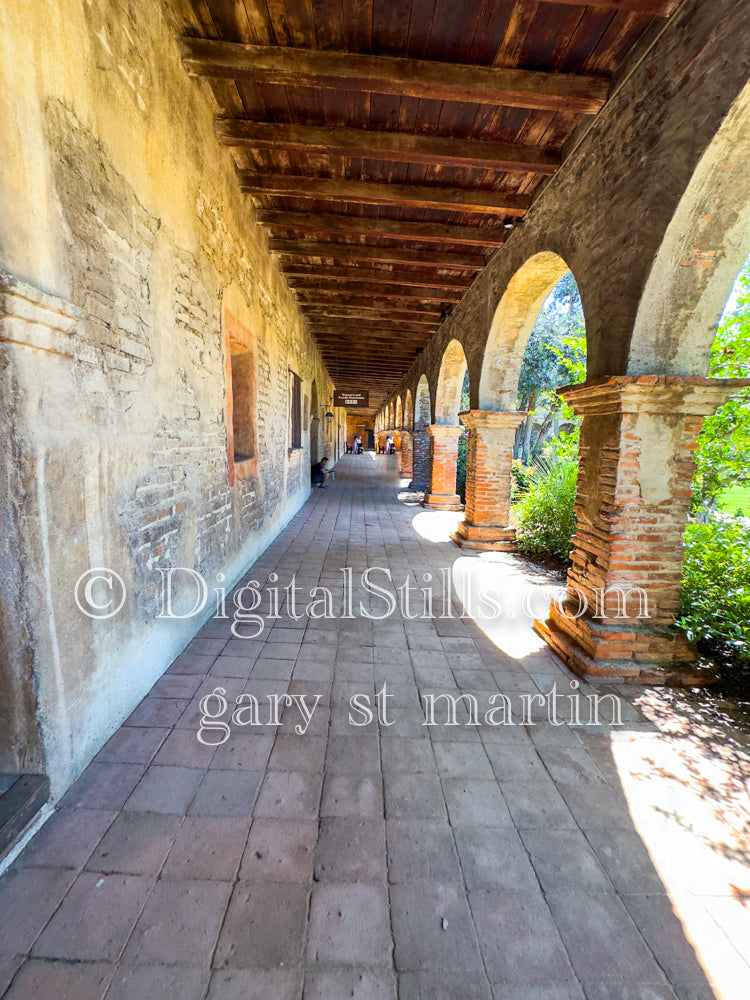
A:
610 728 750 999
450 555 562 659
411 509 463 542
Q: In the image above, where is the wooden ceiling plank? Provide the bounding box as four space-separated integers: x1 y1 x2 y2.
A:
308 321 437 333
280 263 474 287
289 279 461 301
179 38 609 114
534 0 676 13
259 210 506 246
268 238 486 268
299 295 443 312
239 171 530 215
215 118 561 174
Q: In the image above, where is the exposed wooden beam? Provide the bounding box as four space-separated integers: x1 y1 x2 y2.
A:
268 239 486 269
539 0 677 12
180 39 609 115
290 280 461 303
217 119 561 175
307 320 437 335
309 326 435 339
315 332 428 344
299 301 443 319
281 264 473 289
239 172 530 217
259 211 507 247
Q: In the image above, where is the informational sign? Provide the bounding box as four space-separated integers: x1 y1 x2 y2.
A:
334 390 369 408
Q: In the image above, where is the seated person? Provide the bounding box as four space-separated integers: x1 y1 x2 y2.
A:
311 457 332 488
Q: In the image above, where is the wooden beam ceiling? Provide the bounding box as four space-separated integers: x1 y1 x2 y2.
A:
540 0 676 11
306 319 436 334
289 281 462 303
267 240 485 270
239 173 530 216
175 0 674 409
217 120 561 175
180 39 609 115
258 212 507 248
279 265 474 290
298 298 443 315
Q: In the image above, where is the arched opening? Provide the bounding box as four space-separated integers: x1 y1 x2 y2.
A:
515 270 586 466
628 81 750 376
454 256 584 554
424 340 468 510
414 376 431 427
434 339 468 425
404 389 414 430
395 396 403 429
540 84 750 686
479 252 572 411
411 375 432 491
510 270 587 564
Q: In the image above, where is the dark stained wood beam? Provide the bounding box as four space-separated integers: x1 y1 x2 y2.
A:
290 280 461 303
315 331 429 345
281 264 474 289
217 120 561 175
239 172 530 216
307 318 438 333
299 300 443 319
180 39 609 115
308 324 436 338
540 0 677 12
259 211 507 247
268 239 486 269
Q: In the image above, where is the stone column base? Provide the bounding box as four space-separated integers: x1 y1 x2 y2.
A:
450 522 517 551
422 493 464 512
534 602 717 686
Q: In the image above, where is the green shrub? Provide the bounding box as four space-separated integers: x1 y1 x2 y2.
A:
511 459 534 500
678 519 750 687
514 457 578 561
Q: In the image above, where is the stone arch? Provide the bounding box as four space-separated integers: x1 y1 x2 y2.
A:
395 396 403 429
629 81 750 376
414 375 431 427
404 389 414 430
434 339 469 425
478 252 573 410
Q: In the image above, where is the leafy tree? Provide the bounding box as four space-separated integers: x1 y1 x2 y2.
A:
515 271 586 463
692 262 750 509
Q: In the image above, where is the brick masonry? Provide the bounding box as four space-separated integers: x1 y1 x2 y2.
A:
376 0 750 680
538 376 750 683
453 410 526 552
0 0 346 794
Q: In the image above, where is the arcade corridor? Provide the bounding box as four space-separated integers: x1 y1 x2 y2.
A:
0 456 747 999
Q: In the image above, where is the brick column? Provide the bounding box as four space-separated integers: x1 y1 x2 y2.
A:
422 424 464 511
535 375 750 685
452 410 526 551
400 431 414 478
410 426 431 491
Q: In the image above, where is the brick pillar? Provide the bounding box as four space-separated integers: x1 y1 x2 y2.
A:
410 426 430 491
422 424 464 511
535 375 750 685
400 431 413 478
452 410 526 551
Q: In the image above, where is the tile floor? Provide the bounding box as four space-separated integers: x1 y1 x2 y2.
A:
0 454 748 999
